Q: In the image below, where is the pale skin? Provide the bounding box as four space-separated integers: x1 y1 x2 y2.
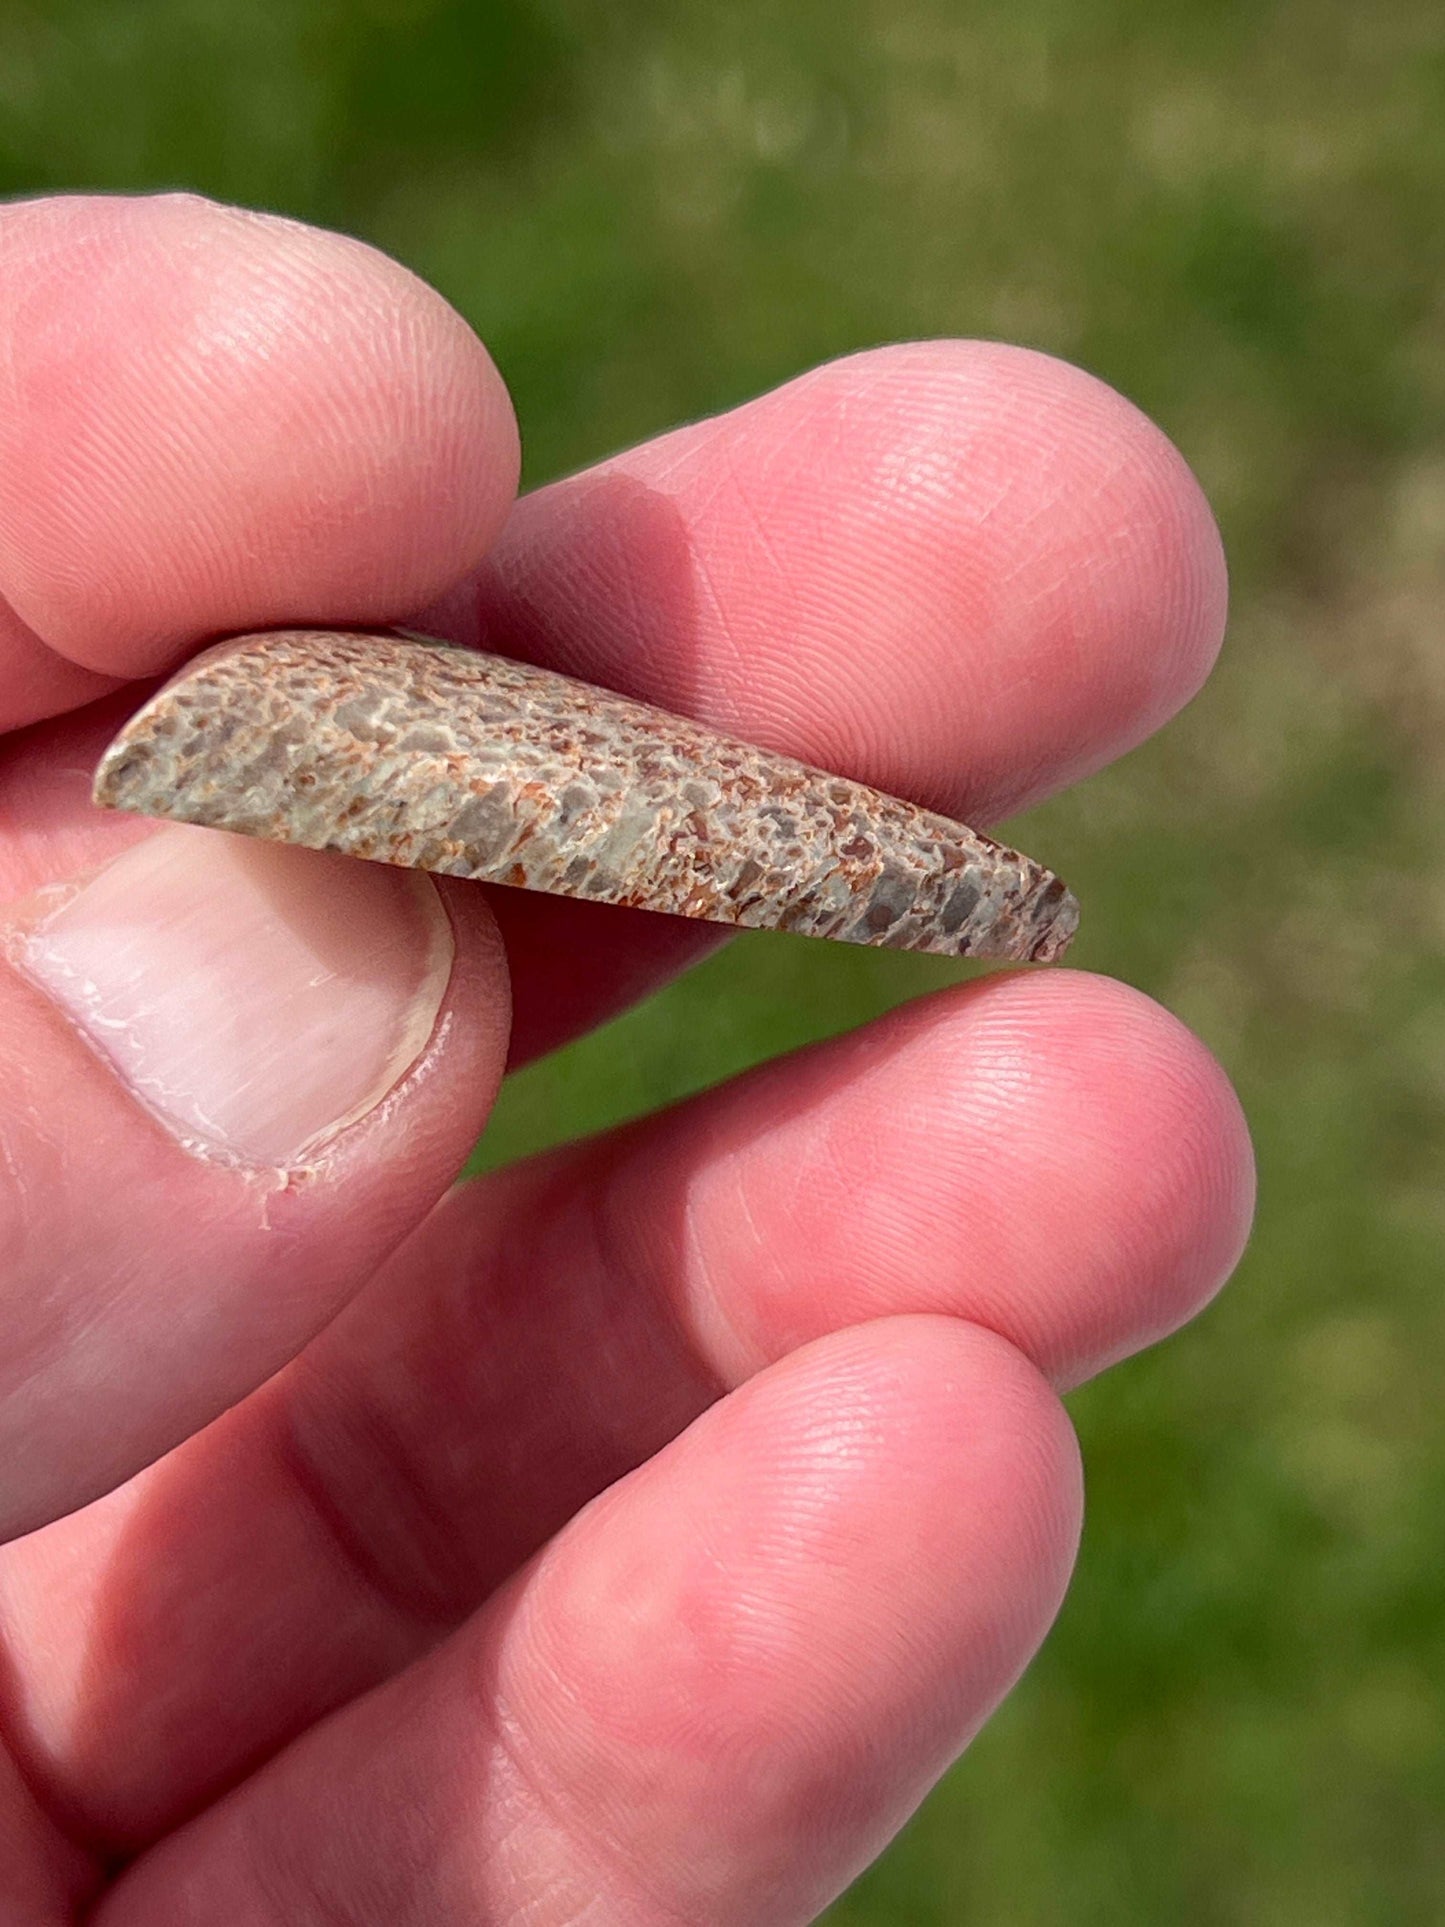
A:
0 194 1255 1924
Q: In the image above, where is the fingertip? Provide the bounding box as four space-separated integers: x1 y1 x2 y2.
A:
661 962 1254 1394
802 338 1232 810
0 193 520 678
521 1312 1084 1755
832 1313 1085 1624
992 341 1231 757
495 1315 1081 1925
955 968 1257 1378
484 335 1229 825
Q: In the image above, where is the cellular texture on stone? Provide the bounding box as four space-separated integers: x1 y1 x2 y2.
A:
93 628 1080 962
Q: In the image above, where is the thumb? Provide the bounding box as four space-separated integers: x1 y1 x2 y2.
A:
0 825 509 1541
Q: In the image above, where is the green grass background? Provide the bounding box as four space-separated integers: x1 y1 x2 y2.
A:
5 1 1443 1917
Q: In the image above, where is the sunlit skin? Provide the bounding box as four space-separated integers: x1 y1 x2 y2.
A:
0 194 1254 1925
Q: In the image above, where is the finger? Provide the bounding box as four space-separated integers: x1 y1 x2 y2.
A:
0 1741 99 1924
0 601 122 733
0 970 1249 1847
470 338 1227 823
483 887 728 1068
0 830 509 1541
96 1318 1081 1927
447 335 1228 1057
1 693 160 905
0 192 518 728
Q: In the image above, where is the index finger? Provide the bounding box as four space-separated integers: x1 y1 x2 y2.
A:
0 192 519 730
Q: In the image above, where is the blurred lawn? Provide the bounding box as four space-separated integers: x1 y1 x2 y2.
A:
5 0 1444 1918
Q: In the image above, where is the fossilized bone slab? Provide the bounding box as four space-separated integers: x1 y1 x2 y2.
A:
93 628 1079 962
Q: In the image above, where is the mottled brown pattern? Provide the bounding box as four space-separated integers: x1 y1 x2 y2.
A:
93 629 1079 962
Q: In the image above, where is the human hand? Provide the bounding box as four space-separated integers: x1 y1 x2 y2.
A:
0 194 1254 1925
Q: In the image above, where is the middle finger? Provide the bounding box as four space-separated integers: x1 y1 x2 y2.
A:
459 336 1228 1058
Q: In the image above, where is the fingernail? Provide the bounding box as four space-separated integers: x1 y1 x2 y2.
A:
7 825 453 1166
